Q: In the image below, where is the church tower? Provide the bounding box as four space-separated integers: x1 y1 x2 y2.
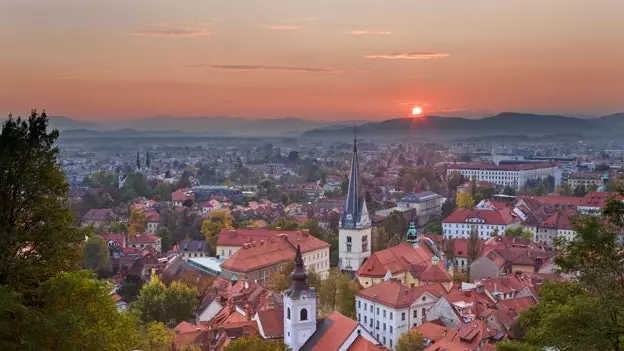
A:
284 245 317 351
338 133 371 272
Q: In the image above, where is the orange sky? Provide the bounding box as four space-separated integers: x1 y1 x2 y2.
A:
1 0 623 121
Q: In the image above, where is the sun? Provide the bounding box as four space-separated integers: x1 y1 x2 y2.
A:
412 106 423 116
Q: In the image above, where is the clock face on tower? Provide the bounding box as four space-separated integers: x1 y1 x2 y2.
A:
346 213 353 221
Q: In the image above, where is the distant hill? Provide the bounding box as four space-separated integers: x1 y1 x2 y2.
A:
302 112 624 139
38 116 366 137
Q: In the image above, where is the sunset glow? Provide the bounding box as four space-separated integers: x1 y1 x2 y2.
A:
1 0 623 120
412 107 423 116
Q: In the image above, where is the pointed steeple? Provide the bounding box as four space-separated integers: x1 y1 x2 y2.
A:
286 245 309 295
341 126 370 229
146 151 151 169
136 152 141 171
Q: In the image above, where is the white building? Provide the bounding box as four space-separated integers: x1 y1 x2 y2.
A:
446 162 562 190
355 279 447 350
339 138 372 272
442 208 518 239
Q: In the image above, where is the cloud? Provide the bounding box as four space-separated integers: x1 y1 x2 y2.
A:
132 24 210 38
284 17 317 23
263 24 301 31
348 30 392 35
365 52 449 60
199 64 341 73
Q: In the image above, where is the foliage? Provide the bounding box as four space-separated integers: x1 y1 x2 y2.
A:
503 185 516 196
136 275 199 327
175 269 215 303
424 220 442 234
268 217 300 230
556 183 573 196
388 233 403 248
456 191 475 209
573 184 587 197
374 227 389 252
83 235 112 274
441 200 457 218
512 191 624 351
118 274 143 303
268 260 296 292
444 238 456 263
396 329 425 351
143 321 175 351
466 226 481 278
109 221 128 233
129 208 148 234
383 211 408 237
121 172 150 201
155 227 173 252
37 271 141 351
496 341 539 351
201 209 233 254
152 182 173 202
504 226 533 240
318 268 359 318
0 111 84 298
83 170 118 190
595 162 611 172
225 336 289 351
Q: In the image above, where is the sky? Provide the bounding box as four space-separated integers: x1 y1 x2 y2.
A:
1 0 623 121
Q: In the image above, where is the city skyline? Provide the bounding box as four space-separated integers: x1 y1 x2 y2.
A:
1 0 624 121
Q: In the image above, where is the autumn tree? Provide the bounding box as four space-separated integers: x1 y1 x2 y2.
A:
136 275 199 327
444 238 456 263
504 226 533 240
455 191 475 209
83 235 112 275
318 268 359 318
201 209 233 254
129 208 148 233
176 269 216 303
143 322 175 351
225 336 289 351
396 329 425 351
374 227 390 252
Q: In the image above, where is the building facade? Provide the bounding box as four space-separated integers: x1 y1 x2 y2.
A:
446 163 562 190
442 208 518 239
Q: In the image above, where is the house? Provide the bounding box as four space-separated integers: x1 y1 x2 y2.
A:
217 229 330 278
442 208 518 240
355 279 447 349
100 233 126 249
82 208 117 227
127 234 162 253
172 188 194 207
179 240 210 259
220 232 330 284
146 211 160 234
426 286 496 331
469 247 552 281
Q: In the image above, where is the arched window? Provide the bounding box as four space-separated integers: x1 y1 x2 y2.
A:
300 308 308 321
287 307 291 320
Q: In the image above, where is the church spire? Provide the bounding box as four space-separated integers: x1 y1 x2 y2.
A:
341 127 363 229
136 152 141 171
289 245 308 292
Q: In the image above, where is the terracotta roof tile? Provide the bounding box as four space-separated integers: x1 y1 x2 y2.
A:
412 322 456 344
347 336 387 351
302 312 358 351
357 280 446 309
217 229 329 252
256 308 284 338
420 264 453 282
356 243 433 277
443 209 516 226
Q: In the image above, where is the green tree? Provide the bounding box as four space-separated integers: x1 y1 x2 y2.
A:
84 170 118 190
118 274 143 303
444 238 456 263
152 182 173 201
144 321 175 351
503 185 516 196
374 227 390 252
83 235 112 274
441 200 457 218
573 184 587 197
396 329 425 351
225 336 289 351
383 211 408 237
504 226 533 240
0 111 84 298
318 268 358 317
156 227 173 252
512 192 624 351
109 221 129 233
37 271 141 351
424 220 442 234
268 260 295 292
136 275 198 327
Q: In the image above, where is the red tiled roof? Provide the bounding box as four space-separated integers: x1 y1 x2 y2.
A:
100 233 125 247
221 234 328 273
476 275 527 296
412 322 456 344
347 336 387 351
447 162 558 171
256 307 284 338
306 312 358 351
420 264 453 282
83 208 116 221
539 207 578 230
424 339 470 351
442 208 516 226
357 279 446 309
172 188 194 202
217 229 329 253
128 234 161 244
356 243 433 277
147 212 161 222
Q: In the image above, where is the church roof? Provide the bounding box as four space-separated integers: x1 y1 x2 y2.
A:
341 135 370 229
285 245 312 298
300 312 359 351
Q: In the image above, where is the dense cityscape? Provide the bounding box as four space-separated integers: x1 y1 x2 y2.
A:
4 113 614 351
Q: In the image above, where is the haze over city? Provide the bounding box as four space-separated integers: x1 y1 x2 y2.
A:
2 0 624 121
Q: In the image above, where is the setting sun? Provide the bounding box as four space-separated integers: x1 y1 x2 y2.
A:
412 106 423 116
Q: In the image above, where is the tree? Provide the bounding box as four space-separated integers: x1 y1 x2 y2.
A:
83 235 112 275
466 226 481 278
556 183 573 196
37 271 141 351
175 270 215 303
456 191 475 209
118 274 143 303
0 111 84 298
490 227 500 237
155 227 172 252
318 268 358 317
511 191 624 351
152 182 172 202
504 226 533 240
374 227 390 252
388 233 403 248
396 329 425 351
109 221 128 234
444 238 456 263
287 151 299 163
129 208 148 234
136 275 198 327
144 322 174 351
383 211 408 237
225 336 289 351
503 185 516 196
268 260 295 292
573 184 587 197
424 220 442 234
201 209 233 254
441 200 457 218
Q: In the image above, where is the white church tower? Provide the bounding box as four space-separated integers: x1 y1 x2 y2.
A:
338 133 372 272
284 245 317 351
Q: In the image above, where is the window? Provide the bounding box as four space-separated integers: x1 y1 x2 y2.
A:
287 308 291 320
401 312 406 321
347 236 352 243
376 321 379 330
383 323 386 331
383 336 386 345
413 310 417 318
390 340 393 348
383 310 386 318
358 313 361 322
389 312 393 320
364 316 367 323
358 301 361 308
422 308 426 317
364 302 367 310
300 308 308 321
370 305 373 312
376 307 379 315
390 326 393 333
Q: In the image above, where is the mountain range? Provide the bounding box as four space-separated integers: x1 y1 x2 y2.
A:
21 112 624 139
303 112 624 139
